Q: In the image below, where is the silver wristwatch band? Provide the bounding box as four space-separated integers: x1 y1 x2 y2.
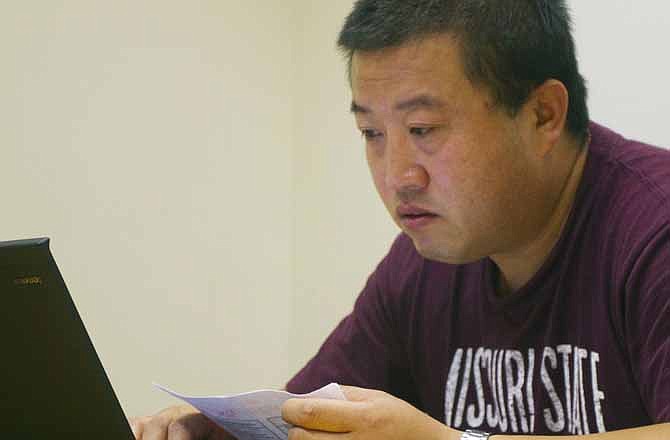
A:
460 429 491 440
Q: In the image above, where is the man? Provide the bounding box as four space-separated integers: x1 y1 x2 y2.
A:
132 1 670 438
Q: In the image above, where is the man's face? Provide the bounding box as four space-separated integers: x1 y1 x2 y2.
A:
351 34 545 264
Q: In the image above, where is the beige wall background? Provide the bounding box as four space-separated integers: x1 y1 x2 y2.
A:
2 1 668 418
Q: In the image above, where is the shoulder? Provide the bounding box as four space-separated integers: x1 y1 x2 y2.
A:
583 124 670 310
589 122 670 209
586 123 670 249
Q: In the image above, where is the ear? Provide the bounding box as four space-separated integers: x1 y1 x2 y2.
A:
524 79 569 157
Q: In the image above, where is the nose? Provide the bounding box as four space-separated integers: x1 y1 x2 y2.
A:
385 133 429 200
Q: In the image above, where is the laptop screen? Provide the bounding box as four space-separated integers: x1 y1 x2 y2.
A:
0 238 135 438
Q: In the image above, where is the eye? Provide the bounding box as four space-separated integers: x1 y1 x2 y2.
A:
360 128 383 140
409 126 434 137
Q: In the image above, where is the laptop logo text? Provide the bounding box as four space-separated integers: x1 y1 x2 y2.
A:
14 276 42 286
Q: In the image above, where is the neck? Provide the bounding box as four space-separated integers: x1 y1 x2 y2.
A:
492 135 590 296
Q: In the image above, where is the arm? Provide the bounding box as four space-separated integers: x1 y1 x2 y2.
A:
488 424 670 440
281 386 670 440
129 405 235 439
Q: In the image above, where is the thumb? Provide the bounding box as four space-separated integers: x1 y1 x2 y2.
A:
338 385 379 402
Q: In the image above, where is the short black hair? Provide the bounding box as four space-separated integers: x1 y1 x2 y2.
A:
338 0 589 144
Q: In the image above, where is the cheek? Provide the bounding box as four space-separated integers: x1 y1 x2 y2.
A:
427 153 493 218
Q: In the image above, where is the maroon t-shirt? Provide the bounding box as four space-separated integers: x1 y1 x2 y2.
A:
286 122 670 435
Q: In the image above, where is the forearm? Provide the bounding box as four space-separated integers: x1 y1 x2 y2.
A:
485 422 670 440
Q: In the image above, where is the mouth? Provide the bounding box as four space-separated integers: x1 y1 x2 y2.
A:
396 205 439 229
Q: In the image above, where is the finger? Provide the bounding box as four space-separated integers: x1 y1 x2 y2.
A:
282 398 363 432
140 406 203 440
141 418 169 440
165 416 210 440
169 412 221 439
288 426 351 440
129 415 150 439
211 426 238 440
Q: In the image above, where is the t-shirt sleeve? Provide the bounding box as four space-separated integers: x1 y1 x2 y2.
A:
285 234 417 398
625 222 670 422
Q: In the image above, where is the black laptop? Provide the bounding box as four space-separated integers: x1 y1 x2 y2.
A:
0 238 135 438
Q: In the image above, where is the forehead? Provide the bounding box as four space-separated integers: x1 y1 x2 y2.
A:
351 34 465 83
350 34 470 95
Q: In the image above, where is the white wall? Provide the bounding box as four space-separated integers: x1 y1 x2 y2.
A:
570 1 670 148
1 1 295 416
2 0 668 420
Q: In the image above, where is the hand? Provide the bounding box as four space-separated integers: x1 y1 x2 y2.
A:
281 386 461 440
130 404 235 439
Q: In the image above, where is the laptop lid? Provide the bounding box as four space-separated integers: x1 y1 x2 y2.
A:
0 238 135 438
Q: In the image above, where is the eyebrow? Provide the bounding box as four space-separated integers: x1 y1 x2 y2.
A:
350 94 447 114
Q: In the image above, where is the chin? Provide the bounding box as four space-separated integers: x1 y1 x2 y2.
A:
410 236 477 265
410 237 449 262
